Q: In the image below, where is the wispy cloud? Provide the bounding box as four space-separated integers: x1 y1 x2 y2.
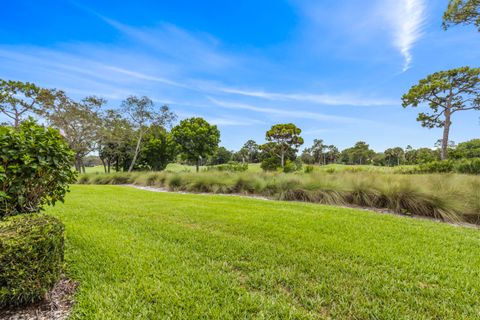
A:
100 17 236 72
302 128 332 135
208 97 372 124
219 87 397 106
175 111 265 127
383 0 426 71
103 66 189 88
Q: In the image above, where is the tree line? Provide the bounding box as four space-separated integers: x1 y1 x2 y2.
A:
0 77 478 173
0 83 221 173
224 135 480 169
1 1 479 172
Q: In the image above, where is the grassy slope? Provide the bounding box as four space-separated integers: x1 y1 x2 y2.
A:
47 186 480 319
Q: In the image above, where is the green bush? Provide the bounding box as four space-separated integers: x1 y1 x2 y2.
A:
304 165 314 173
455 158 480 174
260 156 280 171
206 162 248 172
0 120 77 218
0 214 64 307
398 159 480 175
282 160 297 173
418 160 455 173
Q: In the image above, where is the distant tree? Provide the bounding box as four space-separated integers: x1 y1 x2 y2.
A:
417 148 441 164
402 67 480 160
234 148 249 163
139 124 176 171
384 147 405 166
404 145 417 164
121 96 176 172
265 123 304 168
372 153 386 166
434 139 457 159
83 155 102 167
98 109 134 173
42 91 104 172
240 140 260 163
341 141 375 165
301 140 338 165
300 148 315 164
0 79 52 128
443 0 480 31
171 117 220 172
450 138 480 158
310 139 328 165
259 141 298 171
324 145 340 164
208 147 233 165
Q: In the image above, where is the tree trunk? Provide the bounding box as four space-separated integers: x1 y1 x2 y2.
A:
281 152 285 168
13 108 21 129
74 155 82 172
128 131 143 172
196 157 200 172
100 158 107 173
441 108 452 160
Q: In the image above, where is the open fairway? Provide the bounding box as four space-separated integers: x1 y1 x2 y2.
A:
45 185 480 319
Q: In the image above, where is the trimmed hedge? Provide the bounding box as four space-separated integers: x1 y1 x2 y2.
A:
0 214 64 307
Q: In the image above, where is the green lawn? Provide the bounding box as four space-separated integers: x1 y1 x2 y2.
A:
83 165 107 174
47 185 480 319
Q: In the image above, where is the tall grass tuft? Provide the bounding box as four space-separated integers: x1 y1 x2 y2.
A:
76 171 480 224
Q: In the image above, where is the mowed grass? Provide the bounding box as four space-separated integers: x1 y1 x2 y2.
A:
46 185 480 319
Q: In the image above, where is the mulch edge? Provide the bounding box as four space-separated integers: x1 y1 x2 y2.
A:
0 277 78 320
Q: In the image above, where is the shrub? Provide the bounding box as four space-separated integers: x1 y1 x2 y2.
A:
78 175 90 184
304 165 314 173
261 157 280 171
325 167 336 174
206 162 248 172
418 160 455 173
0 120 77 218
283 160 297 173
0 214 64 307
455 158 480 174
168 175 184 190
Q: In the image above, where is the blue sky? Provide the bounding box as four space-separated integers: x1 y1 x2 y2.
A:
1 0 479 151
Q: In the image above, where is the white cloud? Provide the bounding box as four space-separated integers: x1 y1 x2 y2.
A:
175 111 265 127
101 18 236 72
208 97 373 124
383 0 426 71
103 66 189 88
219 87 397 106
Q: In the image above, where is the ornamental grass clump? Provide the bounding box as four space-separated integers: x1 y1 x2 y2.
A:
77 170 480 223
